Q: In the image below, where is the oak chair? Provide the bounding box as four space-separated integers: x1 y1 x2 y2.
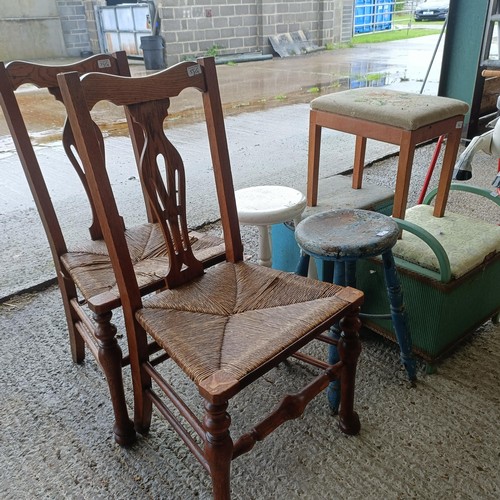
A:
58 57 364 499
0 52 225 445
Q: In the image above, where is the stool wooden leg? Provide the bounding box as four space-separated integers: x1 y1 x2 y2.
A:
295 251 310 277
345 260 357 288
295 251 319 279
317 260 331 283
381 250 417 382
352 136 367 189
307 111 322 206
433 128 462 217
257 225 272 267
327 260 347 413
393 132 417 220
332 260 344 286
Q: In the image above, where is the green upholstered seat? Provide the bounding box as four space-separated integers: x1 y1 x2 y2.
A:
311 88 470 131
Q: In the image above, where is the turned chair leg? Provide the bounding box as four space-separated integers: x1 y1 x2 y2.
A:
337 307 362 435
204 400 233 500
93 311 136 445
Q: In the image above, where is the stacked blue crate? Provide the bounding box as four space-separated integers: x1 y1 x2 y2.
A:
354 0 374 33
374 0 394 31
354 0 394 34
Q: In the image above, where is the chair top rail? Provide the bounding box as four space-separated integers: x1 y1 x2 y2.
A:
4 52 129 91
78 60 206 110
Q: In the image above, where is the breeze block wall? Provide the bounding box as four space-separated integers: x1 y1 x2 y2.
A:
57 0 93 56
158 0 352 67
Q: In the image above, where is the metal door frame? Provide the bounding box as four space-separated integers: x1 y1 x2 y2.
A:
95 1 156 56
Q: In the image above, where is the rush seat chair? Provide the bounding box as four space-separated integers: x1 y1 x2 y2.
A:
58 56 364 499
0 52 225 445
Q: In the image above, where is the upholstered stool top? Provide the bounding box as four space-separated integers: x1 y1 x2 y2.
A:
394 204 500 279
295 209 400 260
235 185 306 225
310 88 469 131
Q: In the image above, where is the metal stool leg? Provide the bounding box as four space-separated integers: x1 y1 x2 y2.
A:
381 250 417 382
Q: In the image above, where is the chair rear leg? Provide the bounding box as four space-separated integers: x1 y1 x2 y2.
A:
58 272 85 363
132 375 153 436
93 311 136 445
204 400 233 500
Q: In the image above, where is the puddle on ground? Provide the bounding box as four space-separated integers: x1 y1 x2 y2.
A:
0 68 403 147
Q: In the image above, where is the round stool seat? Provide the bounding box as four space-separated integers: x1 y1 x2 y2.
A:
235 185 306 267
235 185 306 225
295 209 399 261
294 208 416 394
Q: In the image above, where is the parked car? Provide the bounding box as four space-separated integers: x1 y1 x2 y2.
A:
414 0 449 21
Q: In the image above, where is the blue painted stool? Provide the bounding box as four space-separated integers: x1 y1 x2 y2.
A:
294 209 416 411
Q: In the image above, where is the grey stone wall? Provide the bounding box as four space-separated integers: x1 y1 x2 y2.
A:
0 0 354 63
159 0 353 67
0 0 67 60
56 0 93 56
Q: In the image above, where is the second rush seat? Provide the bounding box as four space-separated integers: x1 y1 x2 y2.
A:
0 53 226 445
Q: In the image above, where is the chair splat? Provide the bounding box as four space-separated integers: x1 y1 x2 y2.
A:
128 98 204 286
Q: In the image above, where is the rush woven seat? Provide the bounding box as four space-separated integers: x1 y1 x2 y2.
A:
58 56 364 499
0 53 225 446
62 224 224 309
138 261 352 386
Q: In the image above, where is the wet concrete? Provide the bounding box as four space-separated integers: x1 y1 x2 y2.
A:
0 35 443 141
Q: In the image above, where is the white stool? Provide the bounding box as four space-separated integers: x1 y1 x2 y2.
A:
235 185 306 267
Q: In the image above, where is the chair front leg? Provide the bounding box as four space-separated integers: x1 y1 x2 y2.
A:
204 400 233 500
93 311 136 445
337 306 362 436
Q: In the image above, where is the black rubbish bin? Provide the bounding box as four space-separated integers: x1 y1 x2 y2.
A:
140 35 166 70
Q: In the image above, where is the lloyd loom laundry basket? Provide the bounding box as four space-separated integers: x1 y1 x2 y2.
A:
356 187 500 370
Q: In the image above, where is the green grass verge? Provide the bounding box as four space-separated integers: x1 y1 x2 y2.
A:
352 28 442 44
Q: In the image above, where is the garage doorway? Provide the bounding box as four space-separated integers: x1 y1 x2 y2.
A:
95 1 156 56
